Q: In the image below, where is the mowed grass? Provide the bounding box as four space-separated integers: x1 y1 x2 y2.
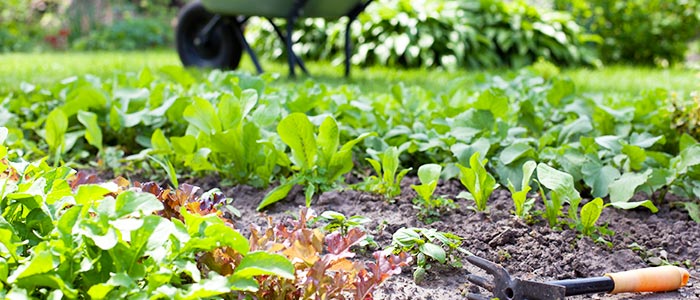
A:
1 50 698 95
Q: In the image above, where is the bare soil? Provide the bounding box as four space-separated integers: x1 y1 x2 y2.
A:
191 175 700 300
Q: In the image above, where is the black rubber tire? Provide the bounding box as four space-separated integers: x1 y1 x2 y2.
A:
175 0 243 69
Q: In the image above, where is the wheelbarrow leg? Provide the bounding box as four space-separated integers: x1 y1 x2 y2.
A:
230 16 263 74
266 18 309 75
344 0 374 77
286 0 308 78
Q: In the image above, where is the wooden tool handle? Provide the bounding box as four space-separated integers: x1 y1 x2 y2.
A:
605 266 690 294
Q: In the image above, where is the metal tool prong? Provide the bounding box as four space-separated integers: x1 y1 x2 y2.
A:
466 293 491 300
467 274 495 291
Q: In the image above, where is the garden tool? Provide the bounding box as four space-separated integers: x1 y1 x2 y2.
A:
465 255 690 300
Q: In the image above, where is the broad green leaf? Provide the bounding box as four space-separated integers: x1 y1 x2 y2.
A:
451 138 490 166
608 170 657 212
594 135 622 152
233 251 294 280
392 228 422 246
45 109 68 155
411 181 438 202
63 86 107 117
0 257 7 283
217 94 244 131
382 147 400 184
160 65 195 86
150 129 172 154
178 273 231 299
278 113 316 170
546 77 575 106
77 111 102 151
458 153 496 211
172 135 196 155
609 200 658 212
474 88 509 119
7 250 57 283
183 97 221 135
536 163 580 204
82 223 118 250
366 158 382 178
327 132 375 181
673 145 700 175
317 116 339 169
203 224 249 255
582 163 620 198
683 203 700 223
521 160 536 190
679 134 698 152
580 198 603 231
417 164 442 185
499 143 534 165
622 144 646 171
0 127 7 159
87 284 114 299
630 132 663 149
258 180 297 211
112 191 163 219
129 216 173 260
230 277 259 292
418 242 446 264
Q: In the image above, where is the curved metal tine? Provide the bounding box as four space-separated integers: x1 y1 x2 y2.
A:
466 294 491 300
467 274 495 292
466 255 511 279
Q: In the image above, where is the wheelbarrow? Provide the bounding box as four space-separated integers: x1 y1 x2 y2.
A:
175 0 374 77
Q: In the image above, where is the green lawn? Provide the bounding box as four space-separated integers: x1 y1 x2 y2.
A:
1 50 698 95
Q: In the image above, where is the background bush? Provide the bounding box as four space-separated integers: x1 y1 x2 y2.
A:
247 0 600 69
555 0 700 65
0 0 177 52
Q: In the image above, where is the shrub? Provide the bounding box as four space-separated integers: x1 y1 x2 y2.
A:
555 0 700 65
71 18 172 51
247 0 599 68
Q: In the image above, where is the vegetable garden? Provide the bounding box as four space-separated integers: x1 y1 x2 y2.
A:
1 61 698 299
1 0 700 299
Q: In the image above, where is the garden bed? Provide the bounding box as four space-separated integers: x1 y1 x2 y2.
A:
203 176 700 299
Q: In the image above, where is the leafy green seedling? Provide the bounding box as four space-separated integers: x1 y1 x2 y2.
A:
387 227 468 283
410 164 457 223
507 160 536 218
457 152 498 211
45 108 68 166
360 147 412 200
258 113 375 210
535 163 581 227
577 197 604 236
313 210 376 248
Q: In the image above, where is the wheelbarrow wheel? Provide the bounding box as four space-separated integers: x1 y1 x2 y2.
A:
176 0 242 69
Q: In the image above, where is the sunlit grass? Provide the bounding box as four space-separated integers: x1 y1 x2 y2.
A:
1 50 698 96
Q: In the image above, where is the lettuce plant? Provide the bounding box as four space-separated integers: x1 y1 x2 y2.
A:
457 152 498 212
258 113 374 210
359 146 412 200
410 164 457 223
507 160 536 218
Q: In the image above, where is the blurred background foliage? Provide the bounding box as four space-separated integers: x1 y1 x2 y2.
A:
0 0 698 67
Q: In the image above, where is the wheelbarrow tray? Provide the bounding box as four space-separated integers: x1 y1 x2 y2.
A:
201 0 364 18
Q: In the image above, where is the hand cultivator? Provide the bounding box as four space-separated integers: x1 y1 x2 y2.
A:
175 0 374 77
466 255 690 300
